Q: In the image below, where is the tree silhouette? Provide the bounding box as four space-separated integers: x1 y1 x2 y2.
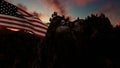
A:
41 13 120 68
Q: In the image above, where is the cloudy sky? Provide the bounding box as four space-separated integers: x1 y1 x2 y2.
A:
6 0 120 25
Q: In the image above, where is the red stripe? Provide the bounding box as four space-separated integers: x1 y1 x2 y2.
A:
0 15 48 38
35 34 45 39
18 7 32 16
22 17 48 29
0 24 26 31
24 17 48 28
0 16 48 30
0 20 46 34
17 7 48 29
24 18 48 29
0 24 45 38
0 1 48 38
17 7 48 27
0 22 46 38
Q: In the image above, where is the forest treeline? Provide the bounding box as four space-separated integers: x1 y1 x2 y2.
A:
0 12 120 68
41 12 120 68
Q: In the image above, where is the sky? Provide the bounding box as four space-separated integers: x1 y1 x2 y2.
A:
6 0 120 25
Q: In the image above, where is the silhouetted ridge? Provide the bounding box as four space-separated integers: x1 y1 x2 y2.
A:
1 12 120 68
41 12 120 68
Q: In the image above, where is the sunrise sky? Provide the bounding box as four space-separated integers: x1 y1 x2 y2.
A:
6 0 120 25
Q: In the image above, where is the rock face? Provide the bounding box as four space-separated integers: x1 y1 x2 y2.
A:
0 28 41 68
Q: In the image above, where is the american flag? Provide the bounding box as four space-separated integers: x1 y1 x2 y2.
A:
0 0 48 39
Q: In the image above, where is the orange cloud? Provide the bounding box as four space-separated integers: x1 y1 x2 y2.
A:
42 0 67 16
32 11 50 23
16 3 50 23
115 22 120 26
75 0 97 6
39 14 50 23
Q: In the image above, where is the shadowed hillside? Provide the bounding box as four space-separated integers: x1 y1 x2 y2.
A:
41 12 120 68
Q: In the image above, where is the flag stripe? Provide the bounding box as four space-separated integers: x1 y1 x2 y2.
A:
23 16 48 28
25 17 48 29
0 20 46 34
0 15 48 29
17 8 48 28
0 21 46 36
0 17 47 34
0 0 48 38
0 21 46 37
17 7 32 16
0 15 47 33
0 18 47 33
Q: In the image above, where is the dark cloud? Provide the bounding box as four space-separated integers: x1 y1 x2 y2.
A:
17 3 27 11
4 0 8 1
75 0 97 6
96 2 120 25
